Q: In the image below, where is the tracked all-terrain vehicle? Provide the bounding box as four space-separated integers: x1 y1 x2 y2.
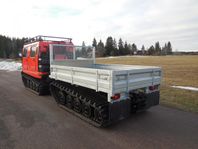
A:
21 35 162 127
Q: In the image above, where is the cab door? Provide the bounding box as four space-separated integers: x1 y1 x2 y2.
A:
28 45 38 73
22 46 29 71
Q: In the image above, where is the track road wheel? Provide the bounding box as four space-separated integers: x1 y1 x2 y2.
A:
73 97 82 113
94 105 109 126
33 82 36 91
26 80 30 88
82 101 92 118
55 88 66 105
22 76 27 87
58 90 66 105
30 81 33 90
94 108 103 125
66 94 73 109
35 85 39 92
94 109 103 124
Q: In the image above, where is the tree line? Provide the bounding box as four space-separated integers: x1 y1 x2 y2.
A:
90 37 172 57
0 34 173 58
0 35 25 58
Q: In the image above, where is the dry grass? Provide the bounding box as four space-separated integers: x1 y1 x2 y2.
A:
97 55 198 113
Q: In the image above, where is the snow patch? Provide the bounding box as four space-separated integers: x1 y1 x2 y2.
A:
172 86 198 92
0 61 22 71
97 55 149 59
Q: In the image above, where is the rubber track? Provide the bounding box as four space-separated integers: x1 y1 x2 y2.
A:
50 80 109 127
21 72 50 95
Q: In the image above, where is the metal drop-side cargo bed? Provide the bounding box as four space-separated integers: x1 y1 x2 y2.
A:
50 62 161 102
48 44 162 125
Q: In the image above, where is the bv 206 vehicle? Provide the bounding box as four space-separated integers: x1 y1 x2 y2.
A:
21 35 162 127
21 36 73 95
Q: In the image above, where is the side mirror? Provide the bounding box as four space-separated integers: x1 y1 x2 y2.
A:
18 53 22 57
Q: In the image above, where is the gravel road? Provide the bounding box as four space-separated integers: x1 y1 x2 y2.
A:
0 71 198 149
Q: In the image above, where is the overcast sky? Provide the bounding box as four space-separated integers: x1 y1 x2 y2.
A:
0 0 198 51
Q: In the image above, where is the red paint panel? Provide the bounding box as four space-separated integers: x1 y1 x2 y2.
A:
22 40 74 80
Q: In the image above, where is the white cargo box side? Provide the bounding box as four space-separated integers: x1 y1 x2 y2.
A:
50 64 161 102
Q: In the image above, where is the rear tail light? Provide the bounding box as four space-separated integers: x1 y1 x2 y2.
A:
111 93 121 100
149 85 158 91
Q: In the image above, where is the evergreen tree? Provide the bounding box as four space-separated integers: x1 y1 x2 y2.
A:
113 38 117 49
162 43 168 55
124 41 130 55
81 41 86 57
141 45 145 55
0 35 5 57
118 38 124 55
131 43 137 55
167 41 172 55
82 41 85 47
113 38 119 55
97 40 105 57
148 45 155 55
128 44 132 55
4 37 12 58
105 36 114 56
155 42 161 55
92 38 97 50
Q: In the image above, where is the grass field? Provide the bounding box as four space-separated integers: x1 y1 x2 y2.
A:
97 55 198 113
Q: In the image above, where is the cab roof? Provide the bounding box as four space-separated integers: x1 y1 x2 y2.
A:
24 35 72 45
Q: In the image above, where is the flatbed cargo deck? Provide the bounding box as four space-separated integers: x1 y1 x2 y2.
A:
50 63 161 102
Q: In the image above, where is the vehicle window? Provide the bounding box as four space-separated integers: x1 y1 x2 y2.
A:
30 46 37 57
53 46 73 60
23 47 28 57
